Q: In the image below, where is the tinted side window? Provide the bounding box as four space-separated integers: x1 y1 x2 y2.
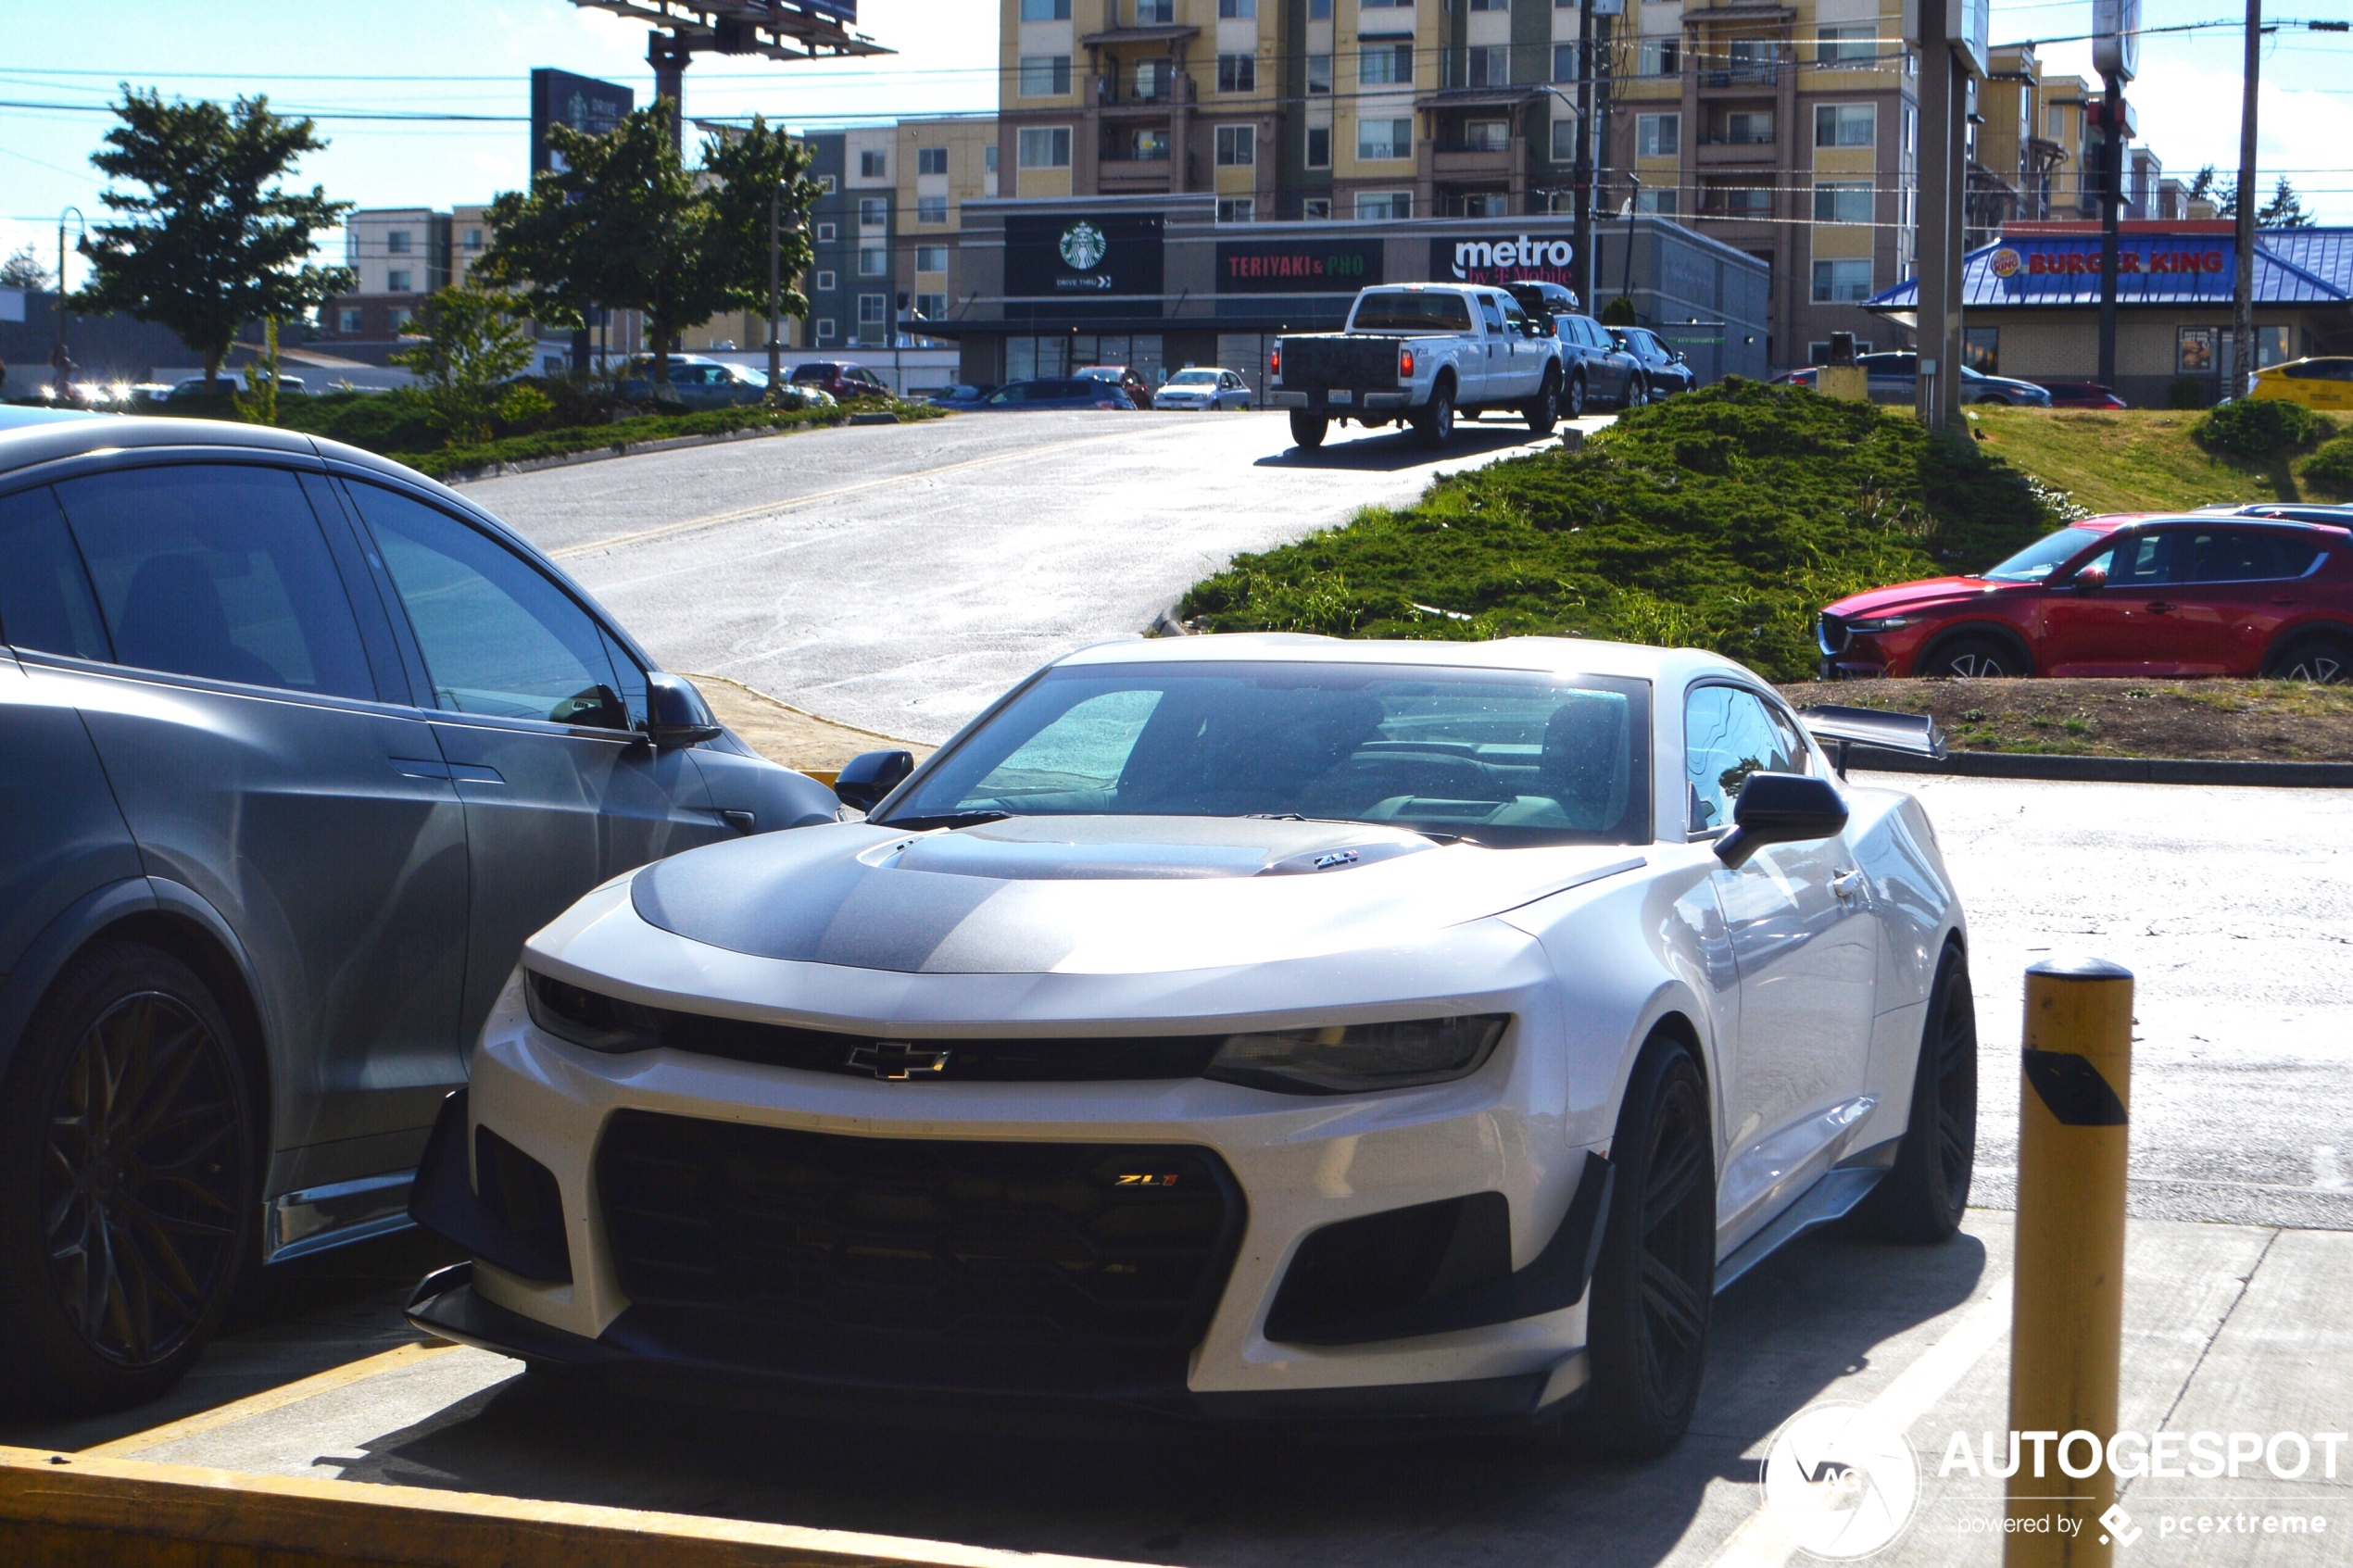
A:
55 464 375 698
2179 529 2325 583
343 483 628 728
1477 296 1506 336
1684 684 1804 833
2107 532 2172 587
0 485 110 660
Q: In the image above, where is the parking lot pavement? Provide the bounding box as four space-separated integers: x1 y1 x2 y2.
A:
464 409 1592 744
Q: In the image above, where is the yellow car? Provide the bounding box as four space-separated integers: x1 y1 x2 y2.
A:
2250 357 2353 411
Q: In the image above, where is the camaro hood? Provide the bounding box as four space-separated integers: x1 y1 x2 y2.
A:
626 815 1644 976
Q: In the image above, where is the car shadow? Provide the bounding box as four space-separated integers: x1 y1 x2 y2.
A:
315 1223 1987 1568
1252 420 1567 472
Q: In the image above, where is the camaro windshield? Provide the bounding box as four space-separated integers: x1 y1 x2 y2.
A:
1982 526 2107 582
879 662 1652 847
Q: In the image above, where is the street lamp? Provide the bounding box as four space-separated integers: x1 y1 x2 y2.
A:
55 205 86 390
1618 171 1641 317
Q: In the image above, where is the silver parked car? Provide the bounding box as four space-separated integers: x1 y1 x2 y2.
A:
1152 367 1254 410
0 410 838 1413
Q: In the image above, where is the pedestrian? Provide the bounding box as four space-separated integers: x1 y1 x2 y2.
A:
0 356 9 399
49 343 78 404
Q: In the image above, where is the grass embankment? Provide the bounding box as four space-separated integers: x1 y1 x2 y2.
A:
1971 404 2353 514
1180 382 2057 683
1780 677 2353 761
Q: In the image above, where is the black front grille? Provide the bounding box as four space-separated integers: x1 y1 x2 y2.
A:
661 1012 1226 1082
597 1112 1245 1377
1818 612 1851 656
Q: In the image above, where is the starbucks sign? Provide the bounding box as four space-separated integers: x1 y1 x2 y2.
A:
1060 220 1108 271
1005 212 1164 301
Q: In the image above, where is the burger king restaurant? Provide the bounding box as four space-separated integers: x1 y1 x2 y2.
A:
935 194 1770 400
1866 221 2353 408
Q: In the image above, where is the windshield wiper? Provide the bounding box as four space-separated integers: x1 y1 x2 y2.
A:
873 809 1014 831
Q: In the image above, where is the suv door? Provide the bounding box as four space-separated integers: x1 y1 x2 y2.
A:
1686 683 1877 1241
37 459 472 1185
338 479 734 1047
2159 525 2332 674
2039 530 2181 675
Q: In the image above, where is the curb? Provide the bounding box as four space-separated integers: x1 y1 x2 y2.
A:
1849 748 2353 788
434 418 846 484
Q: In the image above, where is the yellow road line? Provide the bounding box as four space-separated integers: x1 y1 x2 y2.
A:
80 1340 462 1460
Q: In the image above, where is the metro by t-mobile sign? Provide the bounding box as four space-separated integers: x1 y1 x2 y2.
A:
1436 234 1575 288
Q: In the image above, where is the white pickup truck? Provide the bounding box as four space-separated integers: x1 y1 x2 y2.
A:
1269 282 1567 450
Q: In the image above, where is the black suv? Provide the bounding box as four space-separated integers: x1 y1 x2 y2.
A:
1609 326 1698 397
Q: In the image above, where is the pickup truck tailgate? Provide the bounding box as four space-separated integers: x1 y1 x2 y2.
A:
1279 335 1403 389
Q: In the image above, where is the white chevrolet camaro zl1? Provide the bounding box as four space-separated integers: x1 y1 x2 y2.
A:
407 634 1975 1451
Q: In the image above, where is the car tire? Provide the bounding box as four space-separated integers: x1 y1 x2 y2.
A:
1564 372 1588 420
1623 376 1649 410
1413 383 1456 449
1845 945 1977 1245
0 941 259 1414
2261 631 2353 684
1524 373 1560 436
1921 633 2028 678
1579 1038 1715 1458
1289 410 1329 449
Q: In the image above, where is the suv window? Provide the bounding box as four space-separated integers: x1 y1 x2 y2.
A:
1684 684 1806 834
0 485 110 660
54 464 376 699
343 483 631 729
2176 528 2326 583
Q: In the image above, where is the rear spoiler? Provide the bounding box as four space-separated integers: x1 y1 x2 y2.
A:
1795 705 1948 777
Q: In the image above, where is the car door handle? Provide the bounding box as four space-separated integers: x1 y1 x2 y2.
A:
2145 601 2175 614
1831 869 1867 902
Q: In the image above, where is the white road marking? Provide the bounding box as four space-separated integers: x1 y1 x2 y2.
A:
2316 1147 2347 1192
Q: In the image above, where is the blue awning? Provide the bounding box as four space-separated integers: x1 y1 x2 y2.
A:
1866 228 2353 312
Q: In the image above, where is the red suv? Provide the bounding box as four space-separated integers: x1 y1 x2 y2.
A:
788 360 892 400
1818 513 2353 681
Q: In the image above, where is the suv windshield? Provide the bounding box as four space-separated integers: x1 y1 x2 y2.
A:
878 662 1652 847
1351 291 1476 333
1982 525 2108 582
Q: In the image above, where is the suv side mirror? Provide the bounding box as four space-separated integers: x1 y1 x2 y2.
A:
834 749 915 812
642 672 724 748
1715 772 1849 870
2070 565 2109 592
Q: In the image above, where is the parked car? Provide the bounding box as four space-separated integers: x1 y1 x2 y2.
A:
789 360 893 401
1818 513 2353 681
924 383 994 408
2032 381 2128 409
616 357 775 410
408 634 1970 1453
975 378 1137 411
1151 367 1254 411
0 409 839 1412
167 373 308 400
1272 282 1567 449
2249 357 2353 412
1773 358 2054 407
1609 326 1699 399
1075 364 1152 408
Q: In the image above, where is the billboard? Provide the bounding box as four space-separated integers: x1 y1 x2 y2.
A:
1214 237 1384 294
1430 232 1576 289
1005 213 1164 299
531 69 634 176
2092 0 2139 82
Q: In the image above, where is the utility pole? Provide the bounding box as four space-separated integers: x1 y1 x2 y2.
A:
765 184 784 403
53 206 83 369
2232 0 2260 396
2096 80 2122 388
1915 6 1957 433
1572 0 1597 308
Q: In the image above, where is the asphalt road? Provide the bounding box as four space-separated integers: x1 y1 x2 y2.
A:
464 408 1585 744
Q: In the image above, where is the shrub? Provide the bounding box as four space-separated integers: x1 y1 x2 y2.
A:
2194 396 2335 460
2166 376 2212 410
2303 435 2353 498
1601 295 1640 327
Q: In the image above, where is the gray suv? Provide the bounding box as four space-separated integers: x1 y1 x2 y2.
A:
0 413 837 1412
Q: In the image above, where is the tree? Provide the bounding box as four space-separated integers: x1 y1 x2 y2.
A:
2257 177 2314 230
71 89 354 393
388 284 539 444
0 245 51 291
475 107 817 397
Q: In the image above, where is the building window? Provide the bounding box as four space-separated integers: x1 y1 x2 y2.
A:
2046 105 2067 140
860 149 887 178
1553 44 1579 82
1135 0 1174 19
1306 125 1331 167
914 292 950 320
1018 126 1073 168
816 318 837 341
1310 0 1330 15
1467 44 1511 87
386 230 410 254
1218 53 1256 93
1635 188 1678 216
463 228 484 249
388 307 413 331
917 147 949 175
816 221 837 241
1302 196 1332 218
1355 191 1412 220
1963 327 1998 373
387 269 412 293
860 196 888 227
917 195 948 223
1019 55 1071 95
1361 0 1410 6
1460 119 1510 152
1638 36 1678 76
1308 54 1332 93
1215 123 1256 166
338 307 361 333
1130 127 1171 159
1359 40 1413 85
1713 184 1771 216
858 294 887 325
1637 113 1680 158
1217 196 1257 222
1550 115 1577 161
985 144 999 173
859 247 888 277
1817 24 1874 65
1357 116 1412 160
1019 0 1070 17
1219 0 1255 15
914 245 949 272
1811 258 1874 302
1723 110 1772 144
1813 180 1872 223
817 175 837 194
1815 104 1875 148
815 270 837 291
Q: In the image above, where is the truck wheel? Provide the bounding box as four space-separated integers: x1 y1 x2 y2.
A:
1564 372 1587 420
1524 374 1560 436
1413 384 1455 449
1288 410 1328 449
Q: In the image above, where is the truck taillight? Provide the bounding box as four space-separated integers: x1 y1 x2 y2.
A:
1270 345 1280 376
1400 347 1416 379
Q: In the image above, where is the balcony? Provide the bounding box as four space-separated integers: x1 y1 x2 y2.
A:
1432 137 1525 180
1699 63 1780 90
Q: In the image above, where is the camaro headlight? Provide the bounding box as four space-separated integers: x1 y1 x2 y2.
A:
1203 1015 1508 1096
1845 615 1916 633
525 972 666 1052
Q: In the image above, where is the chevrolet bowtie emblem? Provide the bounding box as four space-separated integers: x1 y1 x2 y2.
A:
847 1040 951 1080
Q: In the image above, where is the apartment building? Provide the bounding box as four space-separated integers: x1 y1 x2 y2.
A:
896 116 1000 332
314 208 449 346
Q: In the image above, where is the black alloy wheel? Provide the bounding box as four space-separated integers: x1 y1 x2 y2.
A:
1925 634 2025 678
1564 371 1588 419
2264 633 2351 684
1415 383 1456 449
1525 374 1560 435
1580 1042 1716 1456
1847 946 1978 1244
1 943 256 1412
1289 409 1329 449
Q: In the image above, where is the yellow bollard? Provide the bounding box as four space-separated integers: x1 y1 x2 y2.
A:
1816 364 1869 401
2007 957 2133 1568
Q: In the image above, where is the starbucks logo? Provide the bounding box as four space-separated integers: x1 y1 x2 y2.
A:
1060 220 1108 271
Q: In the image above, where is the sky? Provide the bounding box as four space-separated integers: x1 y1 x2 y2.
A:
3 0 2349 293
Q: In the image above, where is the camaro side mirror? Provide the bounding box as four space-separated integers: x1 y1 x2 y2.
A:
1715 772 1849 870
2069 565 2109 592
834 748 915 812
642 672 724 749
